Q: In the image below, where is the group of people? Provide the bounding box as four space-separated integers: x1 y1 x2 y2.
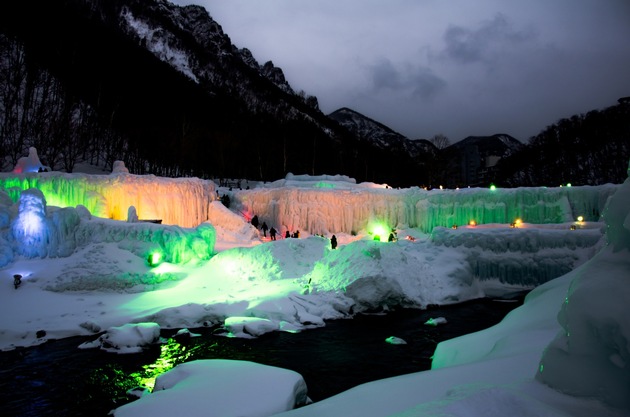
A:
250 215 401 251
252 216 277 240
250 215 338 248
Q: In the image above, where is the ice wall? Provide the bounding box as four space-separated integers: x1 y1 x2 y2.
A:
2 189 216 268
0 171 619 236
431 225 604 286
231 184 619 235
0 172 216 228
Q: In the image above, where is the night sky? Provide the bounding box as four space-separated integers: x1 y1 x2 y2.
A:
172 0 630 143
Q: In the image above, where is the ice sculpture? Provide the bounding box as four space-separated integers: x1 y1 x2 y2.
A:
10 188 49 258
12 147 50 174
128 206 139 223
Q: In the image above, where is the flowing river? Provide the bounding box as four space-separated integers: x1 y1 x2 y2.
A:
0 294 527 417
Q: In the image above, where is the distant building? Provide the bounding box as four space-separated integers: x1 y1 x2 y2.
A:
447 134 523 187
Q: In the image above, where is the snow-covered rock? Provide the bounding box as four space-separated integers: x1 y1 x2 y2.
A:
112 359 309 417
79 322 161 354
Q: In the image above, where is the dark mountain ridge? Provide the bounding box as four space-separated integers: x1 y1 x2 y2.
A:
0 0 627 187
328 107 437 159
0 0 406 184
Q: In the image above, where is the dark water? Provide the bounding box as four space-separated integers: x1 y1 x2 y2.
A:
0 295 526 417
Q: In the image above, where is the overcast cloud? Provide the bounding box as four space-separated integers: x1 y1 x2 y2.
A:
172 0 630 142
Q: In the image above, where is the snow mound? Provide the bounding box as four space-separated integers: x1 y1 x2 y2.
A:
112 359 309 417
535 173 630 410
12 147 50 173
112 160 130 174
79 322 161 353
305 238 476 310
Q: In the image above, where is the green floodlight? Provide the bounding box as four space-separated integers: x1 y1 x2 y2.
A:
148 251 163 267
489 184 497 191
370 222 388 241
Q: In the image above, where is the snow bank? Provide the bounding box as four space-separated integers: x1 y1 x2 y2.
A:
535 170 630 410
113 359 309 417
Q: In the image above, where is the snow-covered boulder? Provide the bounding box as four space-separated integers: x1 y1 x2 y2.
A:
112 359 309 417
221 316 280 338
79 322 161 353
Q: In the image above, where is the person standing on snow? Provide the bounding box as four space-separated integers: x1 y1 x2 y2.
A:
261 222 268 237
270 227 277 241
331 235 337 250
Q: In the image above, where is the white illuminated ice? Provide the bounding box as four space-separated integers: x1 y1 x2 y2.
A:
0 159 628 417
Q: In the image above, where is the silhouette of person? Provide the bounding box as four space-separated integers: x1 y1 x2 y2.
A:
331 235 337 250
285 230 291 239
388 232 395 242
261 222 268 237
13 274 22 289
251 215 259 229
270 227 277 241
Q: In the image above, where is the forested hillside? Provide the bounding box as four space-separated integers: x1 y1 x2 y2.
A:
496 99 630 186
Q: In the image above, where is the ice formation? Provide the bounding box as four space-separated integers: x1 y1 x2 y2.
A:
0 169 619 235
11 147 50 174
535 169 630 410
1 187 216 269
0 171 216 227
231 180 618 235
10 188 49 258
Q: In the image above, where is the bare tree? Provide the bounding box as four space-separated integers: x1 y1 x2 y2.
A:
0 34 29 169
430 133 451 150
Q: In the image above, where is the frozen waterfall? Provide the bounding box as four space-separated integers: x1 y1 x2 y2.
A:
0 172 619 235
0 172 216 228
229 183 618 235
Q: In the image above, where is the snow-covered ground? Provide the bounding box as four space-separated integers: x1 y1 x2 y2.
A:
0 156 628 417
